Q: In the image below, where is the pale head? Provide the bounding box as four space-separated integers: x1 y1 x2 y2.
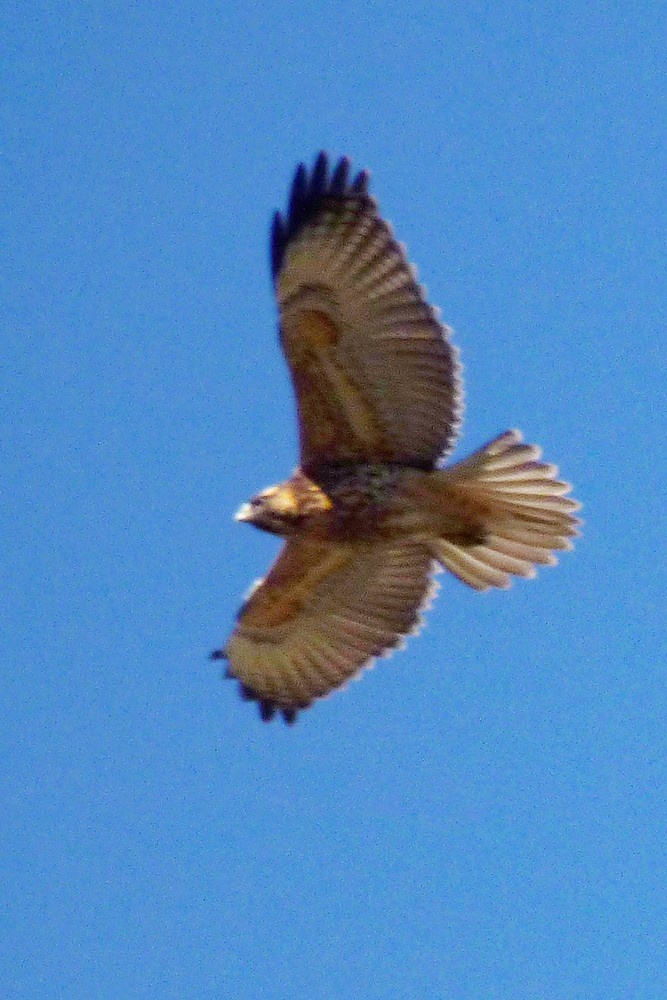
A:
235 483 302 536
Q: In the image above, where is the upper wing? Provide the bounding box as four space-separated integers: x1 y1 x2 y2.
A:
219 537 435 723
271 152 462 477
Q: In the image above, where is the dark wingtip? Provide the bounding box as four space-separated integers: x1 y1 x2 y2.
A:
351 168 371 195
271 152 372 280
288 162 308 225
224 674 301 725
330 156 351 195
259 701 277 722
218 643 307 724
310 151 329 198
270 211 287 280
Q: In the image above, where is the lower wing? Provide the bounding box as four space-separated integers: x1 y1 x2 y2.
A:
217 537 435 723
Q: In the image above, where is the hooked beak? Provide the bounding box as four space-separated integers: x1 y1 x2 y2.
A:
234 502 253 523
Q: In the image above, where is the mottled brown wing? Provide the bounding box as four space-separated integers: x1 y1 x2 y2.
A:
221 537 435 723
271 153 462 477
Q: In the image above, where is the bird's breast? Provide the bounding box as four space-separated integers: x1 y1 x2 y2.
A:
317 463 403 508
299 464 432 542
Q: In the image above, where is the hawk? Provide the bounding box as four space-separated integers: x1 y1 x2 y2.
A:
213 153 581 724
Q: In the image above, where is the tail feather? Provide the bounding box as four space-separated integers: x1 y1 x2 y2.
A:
430 430 581 591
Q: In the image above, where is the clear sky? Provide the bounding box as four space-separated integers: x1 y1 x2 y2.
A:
2 3 665 998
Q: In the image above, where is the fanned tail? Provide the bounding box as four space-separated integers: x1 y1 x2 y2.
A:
430 430 581 590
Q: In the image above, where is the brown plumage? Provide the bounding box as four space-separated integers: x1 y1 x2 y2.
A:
213 153 581 724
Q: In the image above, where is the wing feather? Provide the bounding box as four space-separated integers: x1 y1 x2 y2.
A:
273 153 462 475
222 538 434 722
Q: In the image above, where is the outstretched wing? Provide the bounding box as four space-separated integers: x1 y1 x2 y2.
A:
271 152 462 478
218 537 435 723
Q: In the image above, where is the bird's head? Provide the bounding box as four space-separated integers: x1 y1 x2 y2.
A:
235 483 303 536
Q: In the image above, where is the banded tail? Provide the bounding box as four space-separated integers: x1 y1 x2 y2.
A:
430 430 581 590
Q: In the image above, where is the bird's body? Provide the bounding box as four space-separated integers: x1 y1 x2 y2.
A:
215 153 581 723
238 465 488 545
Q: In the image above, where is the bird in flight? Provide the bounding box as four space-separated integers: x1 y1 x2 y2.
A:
213 152 581 724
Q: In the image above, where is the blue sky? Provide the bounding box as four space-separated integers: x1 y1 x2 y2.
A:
2 3 665 997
